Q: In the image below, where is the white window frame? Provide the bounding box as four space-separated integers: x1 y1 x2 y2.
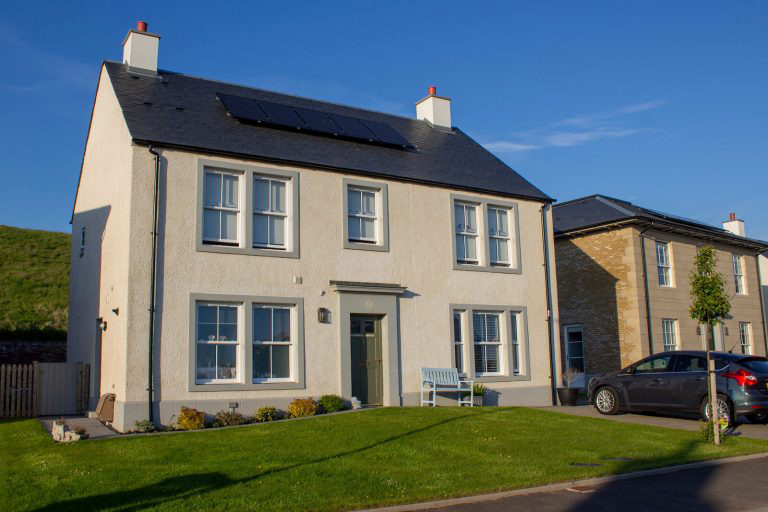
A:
656 241 673 287
452 310 466 375
733 254 746 295
253 175 288 250
188 294 305 391
196 159 299 258
202 169 241 245
195 302 241 384
739 322 751 355
252 304 294 383
488 206 512 267
450 194 521 274
455 201 479 265
342 178 389 252
563 324 585 373
473 311 504 376
450 304 529 382
662 319 678 351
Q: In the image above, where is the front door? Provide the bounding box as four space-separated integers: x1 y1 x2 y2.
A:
350 315 383 405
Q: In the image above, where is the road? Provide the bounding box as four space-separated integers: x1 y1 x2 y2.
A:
435 455 768 512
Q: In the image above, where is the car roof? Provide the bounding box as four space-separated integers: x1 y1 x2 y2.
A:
650 350 766 361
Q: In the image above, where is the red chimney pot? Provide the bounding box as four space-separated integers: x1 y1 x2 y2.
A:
428 86 437 96
730 212 736 221
137 21 148 32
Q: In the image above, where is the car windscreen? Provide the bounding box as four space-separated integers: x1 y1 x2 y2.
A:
738 358 768 374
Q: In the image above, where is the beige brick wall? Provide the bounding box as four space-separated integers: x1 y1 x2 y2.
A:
556 224 768 376
555 227 644 375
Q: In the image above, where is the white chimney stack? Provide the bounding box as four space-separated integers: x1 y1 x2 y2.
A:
122 21 160 74
723 212 746 237
416 86 452 130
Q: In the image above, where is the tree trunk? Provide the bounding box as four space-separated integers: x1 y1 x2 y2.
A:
707 322 721 445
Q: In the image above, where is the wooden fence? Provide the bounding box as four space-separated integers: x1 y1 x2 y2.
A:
0 362 90 418
0 363 37 418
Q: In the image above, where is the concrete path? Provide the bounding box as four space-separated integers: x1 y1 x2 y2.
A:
38 415 119 440
433 455 768 512
537 405 768 440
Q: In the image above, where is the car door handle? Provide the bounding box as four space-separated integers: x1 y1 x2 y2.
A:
695 377 706 381
652 378 664 382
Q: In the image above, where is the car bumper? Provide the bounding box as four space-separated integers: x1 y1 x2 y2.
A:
733 400 768 415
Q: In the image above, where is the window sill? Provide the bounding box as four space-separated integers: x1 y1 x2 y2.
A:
473 374 531 383
188 381 305 392
343 240 389 252
196 241 299 259
453 261 521 274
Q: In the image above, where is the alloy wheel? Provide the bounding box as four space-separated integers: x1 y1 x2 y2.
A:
595 389 615 413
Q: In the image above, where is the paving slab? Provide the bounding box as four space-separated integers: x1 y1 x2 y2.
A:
38 415 120 440
536 405 768 440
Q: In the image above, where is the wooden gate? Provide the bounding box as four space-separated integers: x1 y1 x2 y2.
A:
0 362 90 418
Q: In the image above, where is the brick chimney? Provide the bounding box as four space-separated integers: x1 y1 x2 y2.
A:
122 21 160 74
722 212 746 237
415 86 452 130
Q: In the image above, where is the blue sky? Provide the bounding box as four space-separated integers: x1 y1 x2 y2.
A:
1 1 766 238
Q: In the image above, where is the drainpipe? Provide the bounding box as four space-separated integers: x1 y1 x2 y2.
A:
147 146 161 424
755 253 768 356
639 224 655 356
540 204 558 405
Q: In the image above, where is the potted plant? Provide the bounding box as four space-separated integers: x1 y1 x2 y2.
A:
556 367 581 406
470 383 486 406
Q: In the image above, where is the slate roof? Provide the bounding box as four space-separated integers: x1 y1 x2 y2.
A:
553 195 768 250
103 61 550 202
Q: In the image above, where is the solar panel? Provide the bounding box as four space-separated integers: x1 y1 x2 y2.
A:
216 92 413 149
362 119 413 148
328 113 377 142
217 93 269 124
293 107 341 136
258 100 307 130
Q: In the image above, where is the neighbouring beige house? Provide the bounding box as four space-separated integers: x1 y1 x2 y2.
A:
553 195 768 384
68 23 561 431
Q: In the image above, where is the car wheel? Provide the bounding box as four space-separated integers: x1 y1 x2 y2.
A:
700 394 734 425
594 387 620 415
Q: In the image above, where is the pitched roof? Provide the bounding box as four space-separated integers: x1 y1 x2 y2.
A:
553 195 768 250
103 61 550 202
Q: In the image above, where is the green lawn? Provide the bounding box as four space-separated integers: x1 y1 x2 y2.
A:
0 225 70 340
2 408 767 511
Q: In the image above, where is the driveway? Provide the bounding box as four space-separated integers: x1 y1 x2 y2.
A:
434 455 768 512
536 405 768 441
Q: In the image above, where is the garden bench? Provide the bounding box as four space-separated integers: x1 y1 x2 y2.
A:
420 367 473 407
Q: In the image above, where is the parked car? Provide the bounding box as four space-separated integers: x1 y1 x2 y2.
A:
588 351 768 423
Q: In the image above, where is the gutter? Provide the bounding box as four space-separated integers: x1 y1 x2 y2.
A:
540 204 558 405
147 146 161 424
638 224 655 357
755 253 768 356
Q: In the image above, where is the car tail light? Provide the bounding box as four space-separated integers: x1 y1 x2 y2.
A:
723 369 758 387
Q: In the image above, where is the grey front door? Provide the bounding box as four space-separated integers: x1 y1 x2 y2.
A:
350 315 383 405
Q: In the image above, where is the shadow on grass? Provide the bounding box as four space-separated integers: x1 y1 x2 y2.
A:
32 408 502 511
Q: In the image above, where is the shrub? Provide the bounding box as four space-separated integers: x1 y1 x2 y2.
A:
319 394 346 413
215 410 249 427
177 407 205 430
472 384 487 396
288 398 318 418
133 419 157 433
255 406 279 423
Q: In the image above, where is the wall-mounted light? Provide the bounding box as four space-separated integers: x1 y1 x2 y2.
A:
318 308 331 324
97 317 108 332
112 307 120 316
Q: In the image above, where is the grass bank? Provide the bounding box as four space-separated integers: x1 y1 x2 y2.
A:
0 225 69 340
2 407 766 511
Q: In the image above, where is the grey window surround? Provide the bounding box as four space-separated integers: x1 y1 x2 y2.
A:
188 293 305 391
449 304 530 383
449 193 522 274
195 158 300 259
342 177 389 252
